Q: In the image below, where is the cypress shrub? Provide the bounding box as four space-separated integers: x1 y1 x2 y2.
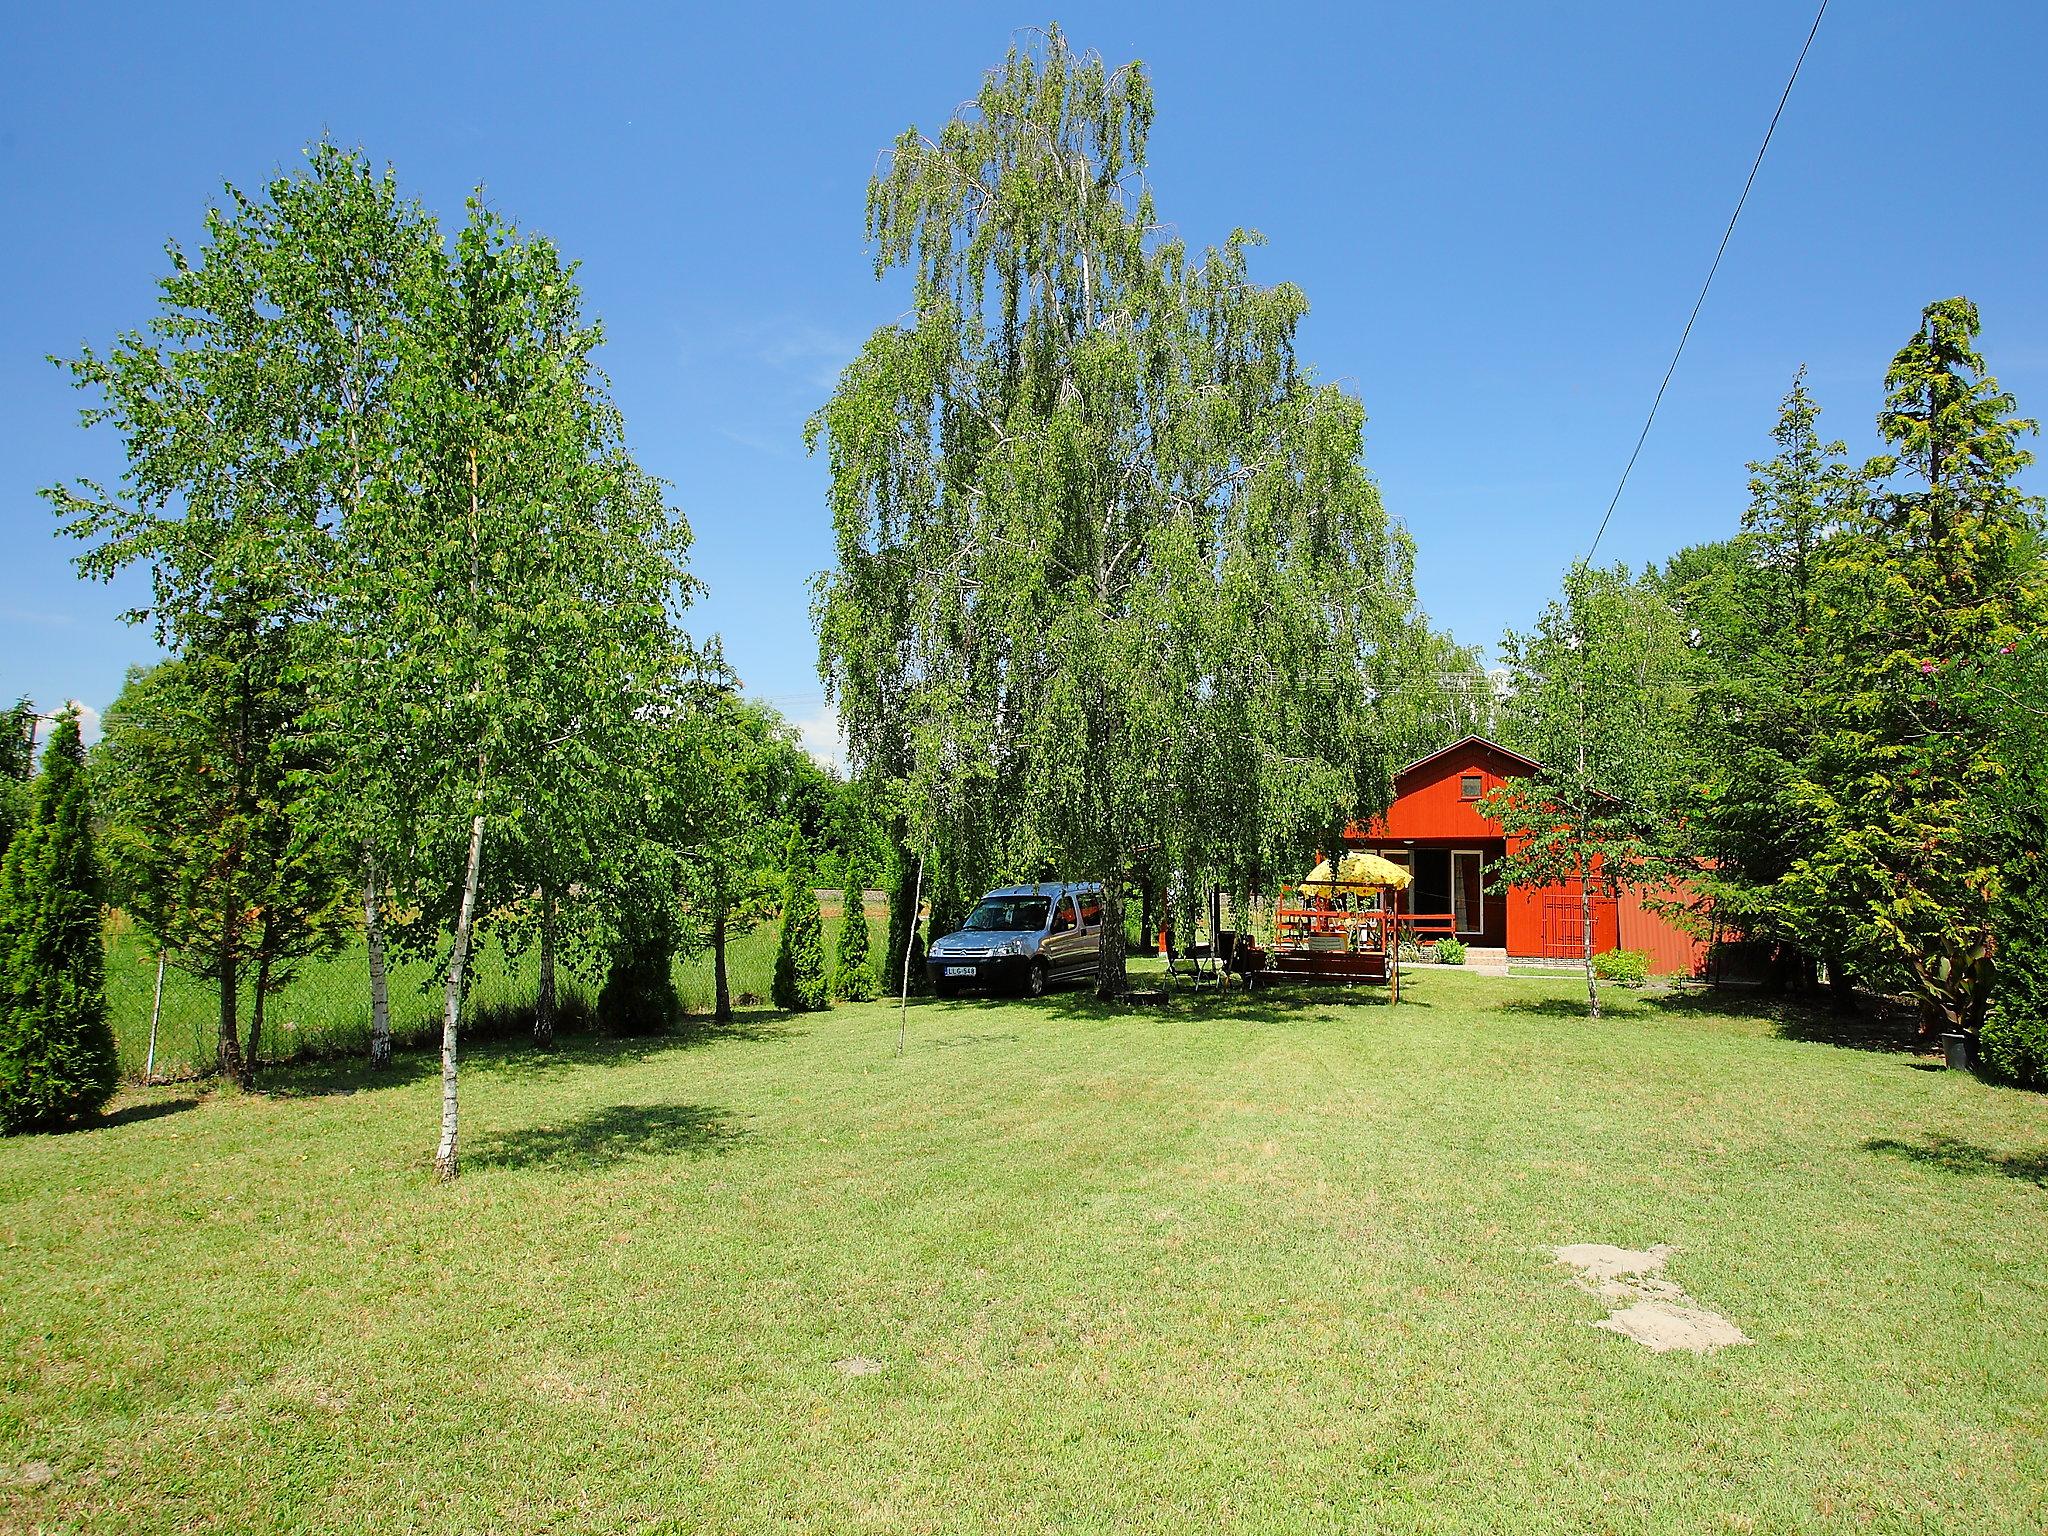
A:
772 828 829 1011
833 864 878 1002
598 925 683 1036
0 712 117 1132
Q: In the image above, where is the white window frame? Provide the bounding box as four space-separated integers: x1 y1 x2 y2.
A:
1452 849 1483 935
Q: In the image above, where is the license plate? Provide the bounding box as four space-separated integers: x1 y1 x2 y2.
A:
944 965 976 977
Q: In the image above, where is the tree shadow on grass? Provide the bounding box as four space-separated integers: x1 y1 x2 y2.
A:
1033 983 1411 1023
471 1102 746 1173
1493 986 1930 1056
262 1014 800 1098
1495 996 1605 1021
66 1097 199 1132
1863 1134 2048 1187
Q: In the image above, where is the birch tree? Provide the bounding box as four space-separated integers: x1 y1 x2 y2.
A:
812 29 1417 996
329 198 692 1179
45 144 428 1080
1486 564 1690 1018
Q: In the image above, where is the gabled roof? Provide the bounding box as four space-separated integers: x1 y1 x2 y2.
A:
1394 735 1542 783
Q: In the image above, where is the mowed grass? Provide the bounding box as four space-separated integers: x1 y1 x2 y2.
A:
4 971 2046 1534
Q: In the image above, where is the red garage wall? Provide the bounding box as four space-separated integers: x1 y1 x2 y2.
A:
1618 883 1710 978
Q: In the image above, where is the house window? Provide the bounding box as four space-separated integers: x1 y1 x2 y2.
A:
1460 774 1483 800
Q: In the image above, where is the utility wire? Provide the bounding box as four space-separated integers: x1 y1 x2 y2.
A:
1582 0 1829 567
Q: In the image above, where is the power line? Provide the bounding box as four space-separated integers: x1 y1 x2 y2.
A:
1582 0 1829 567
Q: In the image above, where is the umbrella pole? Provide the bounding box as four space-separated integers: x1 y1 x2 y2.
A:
1389 885 1401 1005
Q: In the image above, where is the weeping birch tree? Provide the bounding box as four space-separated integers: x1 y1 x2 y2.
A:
812 29 1418 997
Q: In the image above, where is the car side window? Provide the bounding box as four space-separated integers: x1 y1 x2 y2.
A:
1050 897 1076 934
1078 892 1102 929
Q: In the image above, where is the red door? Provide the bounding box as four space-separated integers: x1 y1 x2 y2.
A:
1539 891 1618 957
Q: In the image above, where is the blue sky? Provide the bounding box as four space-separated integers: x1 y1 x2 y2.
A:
4 1 2043 760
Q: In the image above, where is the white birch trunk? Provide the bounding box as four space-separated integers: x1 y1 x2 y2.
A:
1580 864 1600 1021
435 810 487 1182
365 852 392 1068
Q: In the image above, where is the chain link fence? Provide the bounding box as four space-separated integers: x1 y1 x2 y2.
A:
103 898 886 1082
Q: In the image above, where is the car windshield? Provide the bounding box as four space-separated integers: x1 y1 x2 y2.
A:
961 897 1049 932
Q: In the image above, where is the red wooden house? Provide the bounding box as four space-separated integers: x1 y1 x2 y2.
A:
1343 736 1706 976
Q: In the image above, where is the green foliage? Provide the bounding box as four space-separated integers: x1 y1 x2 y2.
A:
1785 298 2044 1035
0 713 117 1131
1665 370 1868 987
771 829 829 1012
1431 937 1467 966
1970 638 2048 1087
597 922 684 1037
832 865 878 1002
0 699 34 866
93 655 354 1084
1485 562 1690 1015
1592 948 1649 987
812 28 1422 999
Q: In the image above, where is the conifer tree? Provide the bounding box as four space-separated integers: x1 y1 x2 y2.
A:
772 827 829 1012
833 858 878 1002
0 712 117 1131
1790 297 2044 1038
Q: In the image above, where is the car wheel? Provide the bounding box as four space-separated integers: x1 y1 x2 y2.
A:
1025 959 1049 999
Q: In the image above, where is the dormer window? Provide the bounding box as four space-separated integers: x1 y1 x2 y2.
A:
1460 774 1483 800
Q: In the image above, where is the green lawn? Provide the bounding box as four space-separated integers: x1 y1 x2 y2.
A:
4 972 2045 1533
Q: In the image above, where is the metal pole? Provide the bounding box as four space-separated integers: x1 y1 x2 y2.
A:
145 948 166 1084
897 854 925 1059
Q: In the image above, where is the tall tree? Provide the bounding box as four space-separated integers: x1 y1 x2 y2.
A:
0 711 117 1132
812 29 1417 997
44 145 430 1081
1486 564 1690 1017
685 689 806 1023
325 197 692 1179
1667 370 1867 998
833 854 878 1002
1789 297 2044 1038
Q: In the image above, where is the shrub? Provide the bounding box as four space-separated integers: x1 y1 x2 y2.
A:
1396 937 1425 963
1432 937 1468 966
833 867 878 1002
598 925 684 1036
0 712 117 1131
1592 947 1649 987
772 828 829 1012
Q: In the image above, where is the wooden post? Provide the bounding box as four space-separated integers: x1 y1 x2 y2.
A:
1389 885 1401 1006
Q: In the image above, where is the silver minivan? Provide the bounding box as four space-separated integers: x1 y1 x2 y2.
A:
925 882 1105 998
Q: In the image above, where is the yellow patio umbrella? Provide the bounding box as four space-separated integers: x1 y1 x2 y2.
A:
1301 850 1412 894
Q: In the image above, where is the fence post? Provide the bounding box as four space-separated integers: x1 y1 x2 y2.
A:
145 948 166 1084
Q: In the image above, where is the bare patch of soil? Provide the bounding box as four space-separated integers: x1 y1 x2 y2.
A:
1551 1243 1750 1355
